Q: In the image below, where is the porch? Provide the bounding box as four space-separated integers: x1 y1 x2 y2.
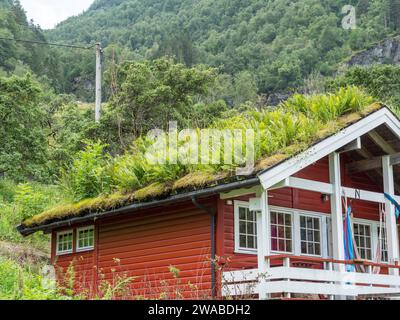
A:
218 115 400 299
222 255 400 299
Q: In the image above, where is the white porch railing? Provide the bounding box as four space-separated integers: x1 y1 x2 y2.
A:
222 255 400 299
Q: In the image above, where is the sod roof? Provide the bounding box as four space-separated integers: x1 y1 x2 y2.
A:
18 100 385 234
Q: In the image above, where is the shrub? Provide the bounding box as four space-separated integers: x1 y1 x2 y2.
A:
60 141 113 201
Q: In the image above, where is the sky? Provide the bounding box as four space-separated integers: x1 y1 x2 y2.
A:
19 0 94 29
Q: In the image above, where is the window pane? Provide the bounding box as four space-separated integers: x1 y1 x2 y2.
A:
57 231 73 254
247 222 254 234
278 226 284 238
270 211 292 253
77 227 94 250
300 216 305 228
353 223 372 260
301 241 307 253
237 206 257 250
248 236 255 249
378 226 388 262
315 243 321 255
240 235 247 248
284 214 291 226
271 238 278 251
300 216 321 256
239 207 246 220
286 240 292 252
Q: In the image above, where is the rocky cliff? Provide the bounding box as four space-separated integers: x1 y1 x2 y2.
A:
347 37 400 66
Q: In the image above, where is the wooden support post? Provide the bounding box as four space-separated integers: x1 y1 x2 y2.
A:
256 190 270 300
382 155 399 276
329 153 345 271
329 152 346 300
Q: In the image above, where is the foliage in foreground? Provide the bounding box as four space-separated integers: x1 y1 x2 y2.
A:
0 257 65 300
0 179 64 248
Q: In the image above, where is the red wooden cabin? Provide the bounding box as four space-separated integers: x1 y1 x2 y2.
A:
18 106 400 299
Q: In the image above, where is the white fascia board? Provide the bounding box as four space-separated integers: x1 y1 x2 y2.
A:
283 176 400 204
259 108 400 190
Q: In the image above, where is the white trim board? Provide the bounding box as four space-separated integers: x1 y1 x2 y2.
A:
258 108 400 190
273 176 400 204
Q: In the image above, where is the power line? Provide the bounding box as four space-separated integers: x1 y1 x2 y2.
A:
0 37 95 50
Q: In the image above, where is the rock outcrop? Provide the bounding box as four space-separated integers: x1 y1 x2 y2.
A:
347 37 400 66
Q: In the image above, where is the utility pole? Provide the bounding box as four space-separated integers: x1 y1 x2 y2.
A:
95 42 102 123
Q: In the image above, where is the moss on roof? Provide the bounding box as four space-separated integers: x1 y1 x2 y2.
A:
21 98 385 230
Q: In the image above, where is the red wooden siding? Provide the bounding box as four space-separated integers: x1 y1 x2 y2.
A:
52 199 215 299
51 154 385 299
51 226 97 297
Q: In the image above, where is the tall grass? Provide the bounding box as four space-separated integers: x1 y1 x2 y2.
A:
0 179 65 248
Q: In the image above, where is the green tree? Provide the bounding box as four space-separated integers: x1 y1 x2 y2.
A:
106 58 219 147
0 75 48 181
329 65 400 111
233 71 258 105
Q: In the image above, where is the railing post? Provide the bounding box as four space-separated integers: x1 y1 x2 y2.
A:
256 190 270 299
283 257 291 299
326 261 334 300
366 265 373 289
382 156 399 276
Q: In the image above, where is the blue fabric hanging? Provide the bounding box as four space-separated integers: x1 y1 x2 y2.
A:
384 192 400 219
344 205 355 272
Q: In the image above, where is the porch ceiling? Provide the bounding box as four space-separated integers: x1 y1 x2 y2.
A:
345 123 400 195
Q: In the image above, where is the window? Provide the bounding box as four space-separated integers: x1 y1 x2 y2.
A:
377 226 388 263
235 202 257 252
300 215 321 256
76 226 95 252
270 211 292 253
354 223 372 260
56 230 73 255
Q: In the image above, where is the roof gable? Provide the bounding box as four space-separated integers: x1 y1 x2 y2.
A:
258 107 400 189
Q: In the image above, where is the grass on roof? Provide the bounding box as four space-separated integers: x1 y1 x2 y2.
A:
22 87 384 229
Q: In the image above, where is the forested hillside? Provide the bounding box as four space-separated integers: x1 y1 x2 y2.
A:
47 0 400 99
0 0 59 87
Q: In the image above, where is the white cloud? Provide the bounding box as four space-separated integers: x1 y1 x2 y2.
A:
19 0 94 29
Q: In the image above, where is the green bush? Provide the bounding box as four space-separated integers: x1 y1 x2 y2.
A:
60 141 113 201
0 257 74 300
328 65 400 114
0 179 63 247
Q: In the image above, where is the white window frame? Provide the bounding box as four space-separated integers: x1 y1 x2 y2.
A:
56 230 73 256
232 203 386 261
269 207 294 255
353 217 387 263
76 226 95 252
269 206 327 258
298 213 323 257
234 201 257 254
375 224 388 263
